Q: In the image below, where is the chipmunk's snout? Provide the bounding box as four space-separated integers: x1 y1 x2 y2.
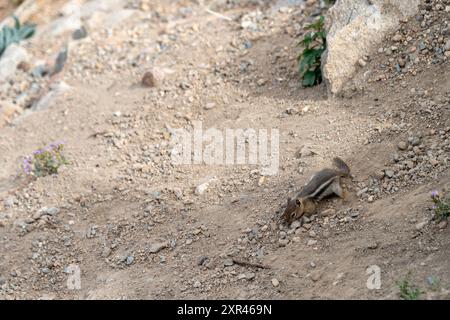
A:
283 197 302 224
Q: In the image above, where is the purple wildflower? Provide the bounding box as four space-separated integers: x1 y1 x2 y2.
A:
49 141 65 150
32 149 45 155
431 190 439 198
22 156 33 175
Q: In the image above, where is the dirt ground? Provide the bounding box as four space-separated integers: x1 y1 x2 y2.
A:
0 0 449 299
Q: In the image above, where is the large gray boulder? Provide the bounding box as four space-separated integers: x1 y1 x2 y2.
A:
322 0 420 94
0 44 29 82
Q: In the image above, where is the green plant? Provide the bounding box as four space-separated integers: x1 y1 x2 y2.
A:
431 190 450 221
0 15 36 58
22 142 69 177
397 278 423 300
297 16 326 87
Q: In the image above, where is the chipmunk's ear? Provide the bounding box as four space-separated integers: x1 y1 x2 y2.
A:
295 198 301 206
287 197 292 203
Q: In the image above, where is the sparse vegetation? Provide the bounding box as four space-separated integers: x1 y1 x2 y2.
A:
22 142 69 177
397 277 423 300
297 16 326 87
430 190 450 221
0 15 36 58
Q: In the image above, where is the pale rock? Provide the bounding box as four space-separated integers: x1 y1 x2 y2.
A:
323 0 420 94
0 44 30 81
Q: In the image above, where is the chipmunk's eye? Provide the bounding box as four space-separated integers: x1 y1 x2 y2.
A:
295 199 301 206
291 212 296 218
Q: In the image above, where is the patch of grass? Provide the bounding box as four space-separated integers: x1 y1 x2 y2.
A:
0 15 36 58
397 277 423 300
22 142 69 178
430 190 450 221
297 16 326 87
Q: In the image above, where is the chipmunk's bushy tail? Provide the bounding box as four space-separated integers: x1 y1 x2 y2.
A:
333 157 350 177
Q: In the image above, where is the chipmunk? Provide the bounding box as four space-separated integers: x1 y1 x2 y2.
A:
283 157 350 225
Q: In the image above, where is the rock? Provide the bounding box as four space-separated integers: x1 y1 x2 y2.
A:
405 161 415 170
172 188 183 199
32 64 50 78
197 256 208 266
392 33 403 42
88 9 136 29
204 102 216 110
296 145 316 158
32 81 71 111
0 44 30 81
72 26 88 40
237 273 247 280
223 258 234 267
86 225 98 238
52 47 69 75
290 220 302 230
126 256 134 265
323 0 420 94
271 278 280 287
193 280 202 288
398 141 408 150
195 179 215 195
257 176 265 187
0 102 21 127
245 272 256 280
321 208 336 217
444 40 450 52
307 239 317 246
278 238 290 247
147 242 167 254
415 221 428 231
357 58 367 67
257 78 267 86
141 67 173 88
409 137 421 146
367 242 378 249
142 70 159 87
310 271 322 282
429 158 439 166
0 276 5 286
385 170 394 178
42 14 82 37
438 220 447 229
41 207 60 216
17 61 30 72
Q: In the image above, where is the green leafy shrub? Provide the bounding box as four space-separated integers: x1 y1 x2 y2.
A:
297 16 326 87
22 142 69 177
397 278 423 300
0 15 36 58
430 190 450 221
